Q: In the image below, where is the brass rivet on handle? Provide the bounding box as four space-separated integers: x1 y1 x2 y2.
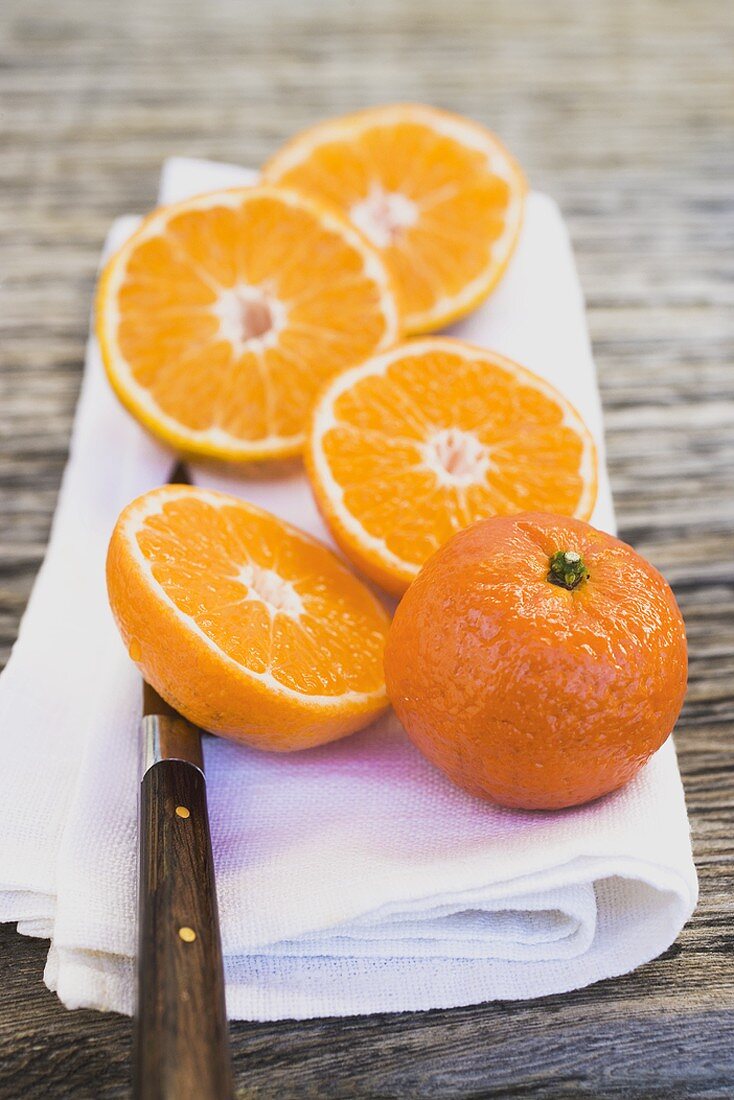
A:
178 926 197 943
175 805 190 819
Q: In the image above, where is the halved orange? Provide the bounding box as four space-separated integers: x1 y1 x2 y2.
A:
306 337 598 596
107 485 390 749
96 187 399 463
264 104 526 334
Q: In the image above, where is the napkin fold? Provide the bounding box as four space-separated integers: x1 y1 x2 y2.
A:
0 158 697 1020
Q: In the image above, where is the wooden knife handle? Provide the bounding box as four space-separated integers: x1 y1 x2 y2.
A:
134 759 233 1100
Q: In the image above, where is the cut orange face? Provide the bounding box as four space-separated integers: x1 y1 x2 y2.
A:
264 104 526 334
106 486 390 750
96 187 399 463
306 338 598 596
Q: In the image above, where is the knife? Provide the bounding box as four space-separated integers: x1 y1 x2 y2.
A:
133 464 233 1100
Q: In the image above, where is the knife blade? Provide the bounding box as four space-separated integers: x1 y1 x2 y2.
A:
133 464 233 1100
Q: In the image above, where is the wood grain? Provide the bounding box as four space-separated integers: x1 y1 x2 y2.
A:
136 758 232 1100
1 0 733 1095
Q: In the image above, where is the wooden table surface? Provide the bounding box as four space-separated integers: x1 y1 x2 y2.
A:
2 0 733 1095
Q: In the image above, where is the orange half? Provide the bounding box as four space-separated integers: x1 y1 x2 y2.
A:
307 337 598 595
107 485 390 749
264 104 526 334
96 187 399 463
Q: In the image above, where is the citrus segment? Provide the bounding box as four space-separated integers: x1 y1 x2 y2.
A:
107 486 390 749
97 187 399 462
264 104 526 333
307 338 598 595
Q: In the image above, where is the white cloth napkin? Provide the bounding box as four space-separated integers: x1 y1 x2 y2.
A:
0 157 697 1020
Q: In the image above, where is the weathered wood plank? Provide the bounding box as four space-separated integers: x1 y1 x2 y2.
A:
1 0 733 1095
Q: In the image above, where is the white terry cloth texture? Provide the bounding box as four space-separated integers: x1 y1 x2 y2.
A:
0 157 697 1020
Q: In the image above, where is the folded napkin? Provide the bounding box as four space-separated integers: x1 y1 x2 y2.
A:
0 157 697 1019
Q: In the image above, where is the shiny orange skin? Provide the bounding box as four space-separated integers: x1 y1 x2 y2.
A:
384 513 688 810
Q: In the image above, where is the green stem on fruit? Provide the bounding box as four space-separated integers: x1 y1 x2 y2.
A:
547 549 589 591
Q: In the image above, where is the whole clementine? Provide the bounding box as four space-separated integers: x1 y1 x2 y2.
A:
384 513 687 810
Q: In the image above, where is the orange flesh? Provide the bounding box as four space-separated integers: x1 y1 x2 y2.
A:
109 192 396 449
133 493 388 697
265 109 525 330
316 344 596 571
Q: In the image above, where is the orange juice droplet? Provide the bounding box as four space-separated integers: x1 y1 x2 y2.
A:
128 639 142 662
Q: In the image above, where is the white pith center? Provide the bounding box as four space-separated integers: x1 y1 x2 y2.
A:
423 428 490 486
238 563 304 618
213 285 285 353
350 187 419 249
